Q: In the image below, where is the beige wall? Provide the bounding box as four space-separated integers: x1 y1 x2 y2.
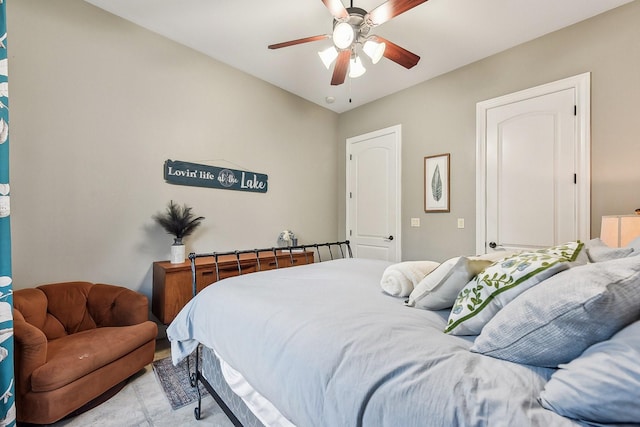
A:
8 1 640 298
338 1 640 262
8 0 339 297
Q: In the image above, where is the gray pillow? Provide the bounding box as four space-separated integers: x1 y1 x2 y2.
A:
586 245 633 262
569 239 592 266
586 237 606 247
539 320 640 424
405 257 491 310
626 236 640 256
470 255 640 367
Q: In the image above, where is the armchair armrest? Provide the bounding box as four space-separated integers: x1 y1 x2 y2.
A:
12 309 47 395
88 284 150 327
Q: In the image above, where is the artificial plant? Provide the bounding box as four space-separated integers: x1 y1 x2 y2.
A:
153 200 205 245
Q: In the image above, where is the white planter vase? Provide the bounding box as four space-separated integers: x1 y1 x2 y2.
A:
170 244 186 264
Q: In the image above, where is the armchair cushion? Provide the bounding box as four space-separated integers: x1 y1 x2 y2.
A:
88 283 150 327
38 282 97 334
13 287 68 340
33 322 157 392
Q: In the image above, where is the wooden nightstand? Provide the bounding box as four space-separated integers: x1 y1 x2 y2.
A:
152 250 314 324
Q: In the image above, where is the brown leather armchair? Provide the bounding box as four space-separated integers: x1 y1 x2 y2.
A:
13 281 158 424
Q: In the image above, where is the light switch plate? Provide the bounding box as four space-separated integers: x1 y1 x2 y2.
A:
411 218 420 227
457 218 465 229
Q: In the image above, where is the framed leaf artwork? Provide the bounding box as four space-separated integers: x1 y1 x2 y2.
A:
424 153 450 212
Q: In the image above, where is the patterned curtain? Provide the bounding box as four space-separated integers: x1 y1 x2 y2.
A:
0 1 13 426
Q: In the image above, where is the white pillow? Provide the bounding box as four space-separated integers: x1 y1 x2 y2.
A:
380 261 440 297
445 251 569 335
539 320 640 424
405 257 491 310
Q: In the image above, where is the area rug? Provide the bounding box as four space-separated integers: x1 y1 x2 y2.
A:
152 353 210 410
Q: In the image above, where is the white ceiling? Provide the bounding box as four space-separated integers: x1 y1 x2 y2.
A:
84 0 632 113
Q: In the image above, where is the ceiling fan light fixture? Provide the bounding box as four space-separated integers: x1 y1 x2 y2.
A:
333 21 355 50
318 46 338 69
349 55 366 78
267 0 425 86
363 39 386 64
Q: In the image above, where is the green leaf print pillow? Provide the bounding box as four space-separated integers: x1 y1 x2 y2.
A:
444 248 572 335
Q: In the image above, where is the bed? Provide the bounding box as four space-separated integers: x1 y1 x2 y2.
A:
167 240 640 427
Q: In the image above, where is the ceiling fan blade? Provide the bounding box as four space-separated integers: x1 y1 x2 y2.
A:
368 0 429 26
268 35 329 50
374 36 420 68
331 50 351 86
321 0 349 19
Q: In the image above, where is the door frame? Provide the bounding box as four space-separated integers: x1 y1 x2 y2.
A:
475 73 591 254
346 124 402 261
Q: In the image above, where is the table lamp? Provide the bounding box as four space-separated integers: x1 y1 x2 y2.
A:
600 214 640 247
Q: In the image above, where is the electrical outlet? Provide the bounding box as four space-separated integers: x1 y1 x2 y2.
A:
411 218 420 227
457 218 465 229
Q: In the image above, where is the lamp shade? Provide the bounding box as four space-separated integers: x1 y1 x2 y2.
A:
349 56 366 78
318 46 338 69
363 40 386 64
600 214 640 247
332 22 355 50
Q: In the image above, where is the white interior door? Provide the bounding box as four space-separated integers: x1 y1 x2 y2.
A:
347 125 401 261
476 74 591 254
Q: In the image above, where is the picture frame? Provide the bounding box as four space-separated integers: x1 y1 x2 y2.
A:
424 153 450 213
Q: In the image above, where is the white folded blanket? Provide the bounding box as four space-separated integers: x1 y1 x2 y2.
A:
380 261 440 297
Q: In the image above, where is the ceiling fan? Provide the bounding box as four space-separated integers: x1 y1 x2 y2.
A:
268 0 428 86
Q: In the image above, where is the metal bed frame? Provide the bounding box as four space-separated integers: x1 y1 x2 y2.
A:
186 241 352 423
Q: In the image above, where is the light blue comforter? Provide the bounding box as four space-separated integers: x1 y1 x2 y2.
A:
168 258 582 427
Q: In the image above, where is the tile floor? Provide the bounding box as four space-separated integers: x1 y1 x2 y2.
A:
44 339 234 427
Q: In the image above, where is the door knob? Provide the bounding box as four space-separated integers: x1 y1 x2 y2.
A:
489 241 497 249
385 235 394 241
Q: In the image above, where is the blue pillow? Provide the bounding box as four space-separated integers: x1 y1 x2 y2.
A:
539 321 640 424
626 236 640 256
470 255 640 367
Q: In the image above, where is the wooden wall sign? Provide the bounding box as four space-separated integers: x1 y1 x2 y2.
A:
164 160 268 193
